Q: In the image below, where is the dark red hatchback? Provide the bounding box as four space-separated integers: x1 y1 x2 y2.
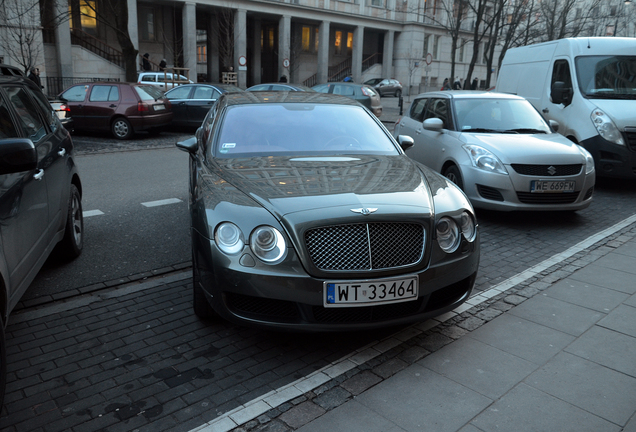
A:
59 82 173 139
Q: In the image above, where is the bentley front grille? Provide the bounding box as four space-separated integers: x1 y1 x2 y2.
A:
305 223 425 271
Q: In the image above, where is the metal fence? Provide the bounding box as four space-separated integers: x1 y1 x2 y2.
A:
45 76 121 98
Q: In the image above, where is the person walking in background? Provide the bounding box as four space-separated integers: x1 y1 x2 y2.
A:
471 77 479 90
28 67 43 89
142 53 151 71
452 77 462 90
159 59 167 70
442 78 451 90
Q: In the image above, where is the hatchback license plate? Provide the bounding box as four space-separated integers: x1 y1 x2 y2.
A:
154 104 165 111
531 180 575 193
324 276 418 307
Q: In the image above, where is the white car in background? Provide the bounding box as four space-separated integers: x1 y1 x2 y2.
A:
137 72 193 90
394 91 596 212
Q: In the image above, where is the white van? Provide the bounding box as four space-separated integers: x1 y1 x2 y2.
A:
496 37 636 178
137 72 193 90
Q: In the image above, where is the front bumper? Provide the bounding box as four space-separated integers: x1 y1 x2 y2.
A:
192 227 479 332
580 134 636 179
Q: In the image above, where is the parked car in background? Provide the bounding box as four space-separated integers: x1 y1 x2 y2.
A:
176 91 479 331
246 83 315 92
0 63 83 407
48 98 74 132
364 78 403 97
164 83 242 129
312 82 382 117
394 91 595 211
59 82 173 139
137 72 194 90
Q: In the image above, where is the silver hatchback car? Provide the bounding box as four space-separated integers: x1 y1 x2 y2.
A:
394 91 595 211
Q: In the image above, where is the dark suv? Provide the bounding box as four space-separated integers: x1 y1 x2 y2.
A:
0 64 83 406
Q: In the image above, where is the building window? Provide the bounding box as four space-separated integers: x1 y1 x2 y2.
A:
140 7 155 41
302 26 311 51
433 35 440 59
71 0 97 36
315 28 319 52
197 45 207 63
335 31 342 55
423 34 429 55
347 32 353 55
371 0 383 6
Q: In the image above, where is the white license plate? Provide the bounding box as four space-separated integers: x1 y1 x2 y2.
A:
154 104 165 111
324 276 418 307
531 180 575 193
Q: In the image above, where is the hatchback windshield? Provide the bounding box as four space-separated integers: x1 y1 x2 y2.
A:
136 85 165 101
453 98 551 134
575 55 636 98
215 104 398 157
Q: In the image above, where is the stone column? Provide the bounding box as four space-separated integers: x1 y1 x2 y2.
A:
182 2 197 81
382 30 394 78
206 14 218 82
278 15 291 82
234 8 247 88
317 21 330 84
127 0 140 73
252 19 262 85
55 0 73 77
352 25 364 83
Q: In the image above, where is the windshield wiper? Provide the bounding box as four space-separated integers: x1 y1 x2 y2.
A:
461 128 503 133
503 128 547 134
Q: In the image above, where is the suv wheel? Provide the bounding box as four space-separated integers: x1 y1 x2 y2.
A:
57 184 83 259
112 117 133 140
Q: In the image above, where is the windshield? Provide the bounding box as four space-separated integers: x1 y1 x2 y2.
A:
214 104 398 158
576 55 636 99
454 98 551 134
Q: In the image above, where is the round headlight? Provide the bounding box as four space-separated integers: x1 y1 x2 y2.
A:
215 222 244 255
460 212 477 242
250 226 287 263
436 217 460 253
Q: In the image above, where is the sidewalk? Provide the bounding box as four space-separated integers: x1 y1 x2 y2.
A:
217 226 636 432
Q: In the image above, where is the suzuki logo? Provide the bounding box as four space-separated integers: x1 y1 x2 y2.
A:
547 166 557 175
351 208 378 215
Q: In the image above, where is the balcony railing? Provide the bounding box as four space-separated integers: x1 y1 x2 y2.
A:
70 28 125 69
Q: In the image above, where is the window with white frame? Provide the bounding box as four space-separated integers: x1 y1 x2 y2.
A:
140 7 155 41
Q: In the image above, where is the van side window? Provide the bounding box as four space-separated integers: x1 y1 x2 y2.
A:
551 60 572 89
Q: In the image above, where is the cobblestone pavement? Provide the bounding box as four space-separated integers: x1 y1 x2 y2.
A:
2 99 636 432
71 130 193 155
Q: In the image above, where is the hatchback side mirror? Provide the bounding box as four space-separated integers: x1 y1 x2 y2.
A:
397 135 414 151
0 138 37 175
423 117 444 132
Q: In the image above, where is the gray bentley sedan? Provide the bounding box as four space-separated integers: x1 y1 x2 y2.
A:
177 91 480 331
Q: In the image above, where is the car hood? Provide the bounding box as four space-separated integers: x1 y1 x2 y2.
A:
588 99 635 130
461 132 586 165
213 155 434 219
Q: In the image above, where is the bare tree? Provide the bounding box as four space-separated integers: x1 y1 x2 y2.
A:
0 0 43 73
210 6 235 72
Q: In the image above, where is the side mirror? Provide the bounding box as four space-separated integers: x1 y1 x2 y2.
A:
549 119 559 133
176 136 198 154
551 81 572 106
0 138 37 175
397 135 414 151
423 117 444 132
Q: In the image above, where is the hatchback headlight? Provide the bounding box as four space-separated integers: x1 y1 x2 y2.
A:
576 145 595 175
463 145 508 175
436 217 460 253
250 226 287 263
591 109 624 145
215 222 244 255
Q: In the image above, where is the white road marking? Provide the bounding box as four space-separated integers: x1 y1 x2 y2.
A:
83 210 104 218
197 213 636 432
141 198 183 207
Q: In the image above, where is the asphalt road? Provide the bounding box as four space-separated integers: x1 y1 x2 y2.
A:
23 131 194 303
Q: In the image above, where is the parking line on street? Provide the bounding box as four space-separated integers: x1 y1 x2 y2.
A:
198 213 636 432
83 209 104 217
141 198 182 207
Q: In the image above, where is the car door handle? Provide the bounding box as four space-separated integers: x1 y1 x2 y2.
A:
542 108 549 113
33 169 44 181
109 104 117 108
178 102 186 106
416 129 422 134
58 148 66 157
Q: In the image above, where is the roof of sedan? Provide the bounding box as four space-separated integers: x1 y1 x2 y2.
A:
221 91 362 107
415 90 524 100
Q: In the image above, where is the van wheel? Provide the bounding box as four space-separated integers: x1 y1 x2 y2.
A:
112 117 133 140
57 184 83 260
443 165 464 190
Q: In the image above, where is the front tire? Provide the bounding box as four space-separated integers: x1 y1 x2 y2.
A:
443 165 464 190
111 117 133 140
57 184 83 260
